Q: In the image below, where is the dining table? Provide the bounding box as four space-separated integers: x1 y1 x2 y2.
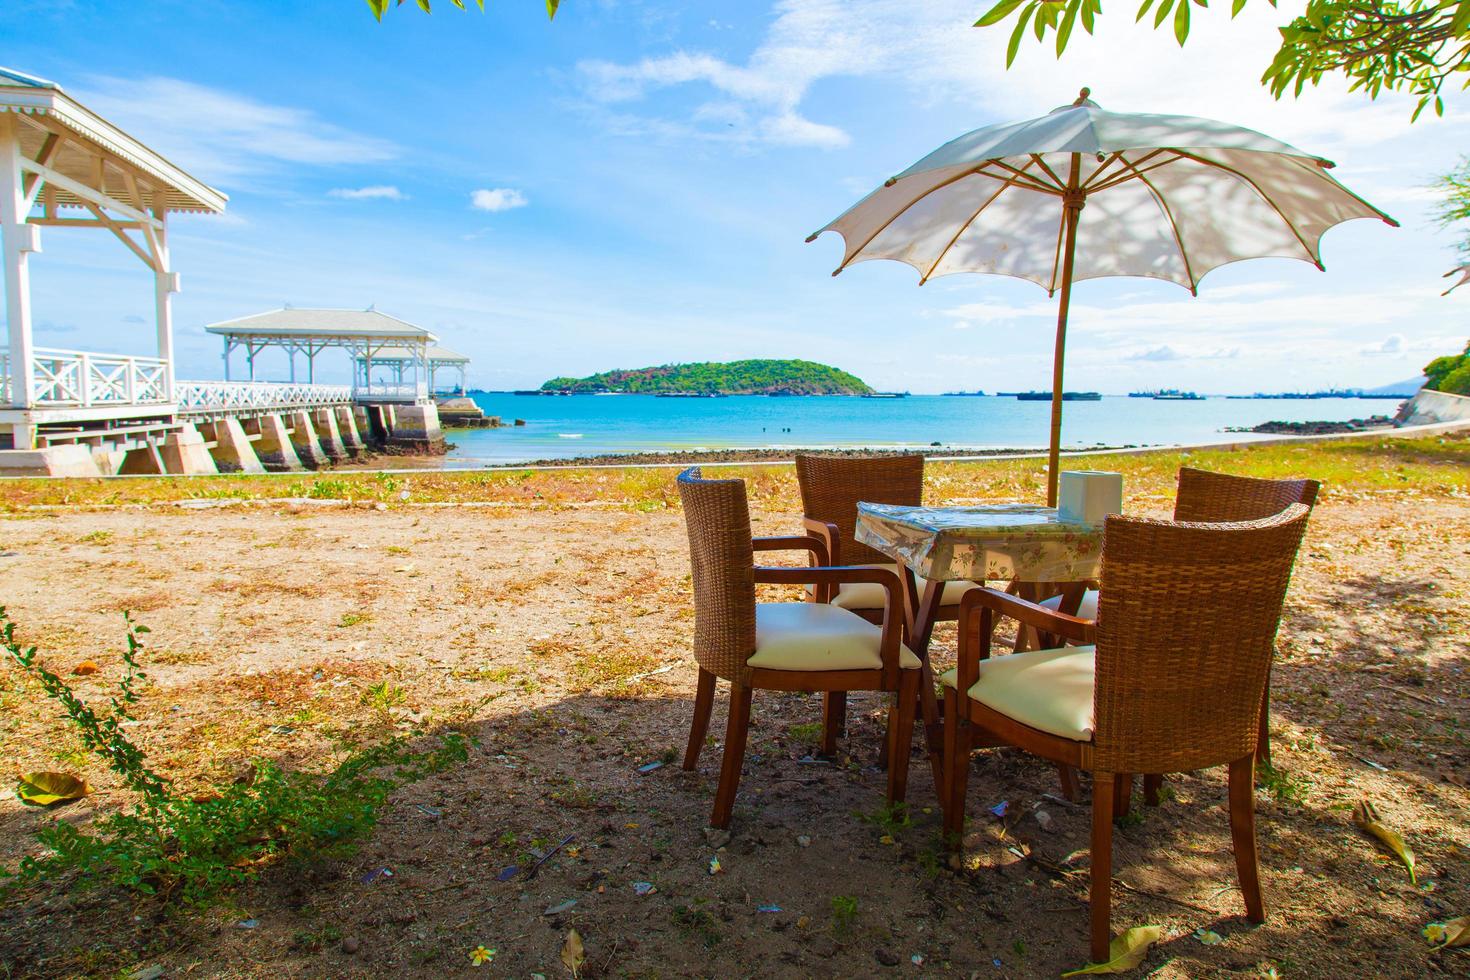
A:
854 502 1106 789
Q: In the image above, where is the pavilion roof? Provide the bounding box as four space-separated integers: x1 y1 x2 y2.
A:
357 345 469 364
205 308 438 343
0 66 227 215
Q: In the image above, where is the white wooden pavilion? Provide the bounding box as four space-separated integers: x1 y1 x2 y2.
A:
205 307 443 403
0 66 227 450
356 344 469 396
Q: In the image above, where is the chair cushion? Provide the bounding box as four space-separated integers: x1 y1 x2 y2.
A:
803 563 978 610
939 645 1096 741
749 602 921 672
1038 588 1099 620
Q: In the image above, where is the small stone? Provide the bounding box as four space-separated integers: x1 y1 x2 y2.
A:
1035 810 1055 832
796 835 812 848
126 967 165 980
341 937 360 955
703 827 732 849
875 948 901 967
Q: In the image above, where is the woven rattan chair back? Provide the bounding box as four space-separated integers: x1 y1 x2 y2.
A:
795 454 925 566
1174 467 1320 523
677 467 757 685
1090 504 1310 775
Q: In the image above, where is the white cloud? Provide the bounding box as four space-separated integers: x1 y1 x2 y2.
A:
1125 344 1240 361
78 76 397 184
577 0 1466 157
328 185 406 201
470 188 529 212
1363 333 1405 355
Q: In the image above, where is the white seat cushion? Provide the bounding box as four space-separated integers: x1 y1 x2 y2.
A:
749 602 921 672
803 563 978 611
939 645 1096 741
1038 588 1099 620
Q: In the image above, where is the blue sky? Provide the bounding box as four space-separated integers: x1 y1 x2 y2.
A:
3 0 1466 393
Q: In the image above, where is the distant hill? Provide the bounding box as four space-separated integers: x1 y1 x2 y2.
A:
1361 375 1425 396
540 359 874 395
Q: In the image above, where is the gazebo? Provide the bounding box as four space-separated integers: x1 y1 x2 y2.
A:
356 344 469 396
205 307 444 403
0 66 227 450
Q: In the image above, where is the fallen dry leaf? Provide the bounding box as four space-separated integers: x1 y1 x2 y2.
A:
561 928 585 977
1423 915 1470 949
16 772 92 806
1354 800 1417 884
71 661 99 675
1062 925 1163 976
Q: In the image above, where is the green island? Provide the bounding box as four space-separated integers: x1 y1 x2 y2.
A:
539 358 874 395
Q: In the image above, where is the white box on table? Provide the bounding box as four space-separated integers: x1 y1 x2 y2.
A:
1058 470 1123 524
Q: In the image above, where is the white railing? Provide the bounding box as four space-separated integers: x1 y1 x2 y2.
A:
175 381 353 412
355 382 428 403
24 348 170 407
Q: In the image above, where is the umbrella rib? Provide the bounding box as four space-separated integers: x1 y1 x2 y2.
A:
831 168 989 275
981 160 1062 195
1080 151 1127 191
1171 149 1324 268
919 167 1033 286
1029 154 1068 190
1086 152 1183 194
1048 194 1068 295
1118 157 1198 293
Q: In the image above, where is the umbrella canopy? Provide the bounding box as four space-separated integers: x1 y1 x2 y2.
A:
808 89 1396 503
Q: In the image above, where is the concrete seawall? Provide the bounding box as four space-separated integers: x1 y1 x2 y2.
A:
1397 387 1470 425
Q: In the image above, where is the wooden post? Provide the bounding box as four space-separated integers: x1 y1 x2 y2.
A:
0 114 38 420
1047 153 1085 508
151 203 176 402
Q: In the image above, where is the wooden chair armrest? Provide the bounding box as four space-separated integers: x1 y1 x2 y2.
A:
954 586 1096 696
754 565 905 683
801 518 842 566
751 535 830 567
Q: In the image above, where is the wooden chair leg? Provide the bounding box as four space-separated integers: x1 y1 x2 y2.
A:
1057 764 1082 802
1228 755 1266 923
1112 773 1133 820
684 668 716 771
1143 774 1164 807
1256 669 1273 770
885 672 918 804
941 689 971 849
709 684 753 829
1090 772 1116 963
822 691 846 756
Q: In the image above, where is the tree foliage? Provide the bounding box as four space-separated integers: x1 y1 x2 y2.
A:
975 0 1470 120
1424 339 1470 394
541 359 876 395
365 0 559 21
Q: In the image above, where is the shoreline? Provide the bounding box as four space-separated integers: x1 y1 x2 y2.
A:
500 444 1140 467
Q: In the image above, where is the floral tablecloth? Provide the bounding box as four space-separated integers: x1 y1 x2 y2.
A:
855 503 1104 583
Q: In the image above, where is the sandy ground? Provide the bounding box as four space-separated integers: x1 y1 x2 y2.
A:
0 479 1468 978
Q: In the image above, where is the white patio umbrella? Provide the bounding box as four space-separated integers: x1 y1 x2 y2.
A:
808 88 1396 505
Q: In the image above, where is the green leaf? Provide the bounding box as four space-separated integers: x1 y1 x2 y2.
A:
1057 0 1081 55
1007 5 1036 66
416 0 431 12
1453 0 1470 34
1062 926 1164 976
1173 0 1191 45
17 771 92 807
1354 800 1417 884
976 0 1025 28
1153 0 1175 30
547 0 560 19
1081 0 1097 33
1135 0 1155 22
365 0 390 20
1231 0 1247 15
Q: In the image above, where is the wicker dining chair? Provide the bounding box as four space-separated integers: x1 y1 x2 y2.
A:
677 467 922 829
794 454 978 753
942 505 1311 962
1038 467 1320 772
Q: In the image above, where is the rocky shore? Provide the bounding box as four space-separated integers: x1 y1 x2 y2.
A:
1226 415 1396 436
513 445 1138 467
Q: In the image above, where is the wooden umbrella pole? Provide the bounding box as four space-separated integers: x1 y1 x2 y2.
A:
1047 154 1085 507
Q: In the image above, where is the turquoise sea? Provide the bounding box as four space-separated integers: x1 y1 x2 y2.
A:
435 393 1401 467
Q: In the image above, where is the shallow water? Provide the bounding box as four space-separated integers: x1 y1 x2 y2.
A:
437 393 1399 467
